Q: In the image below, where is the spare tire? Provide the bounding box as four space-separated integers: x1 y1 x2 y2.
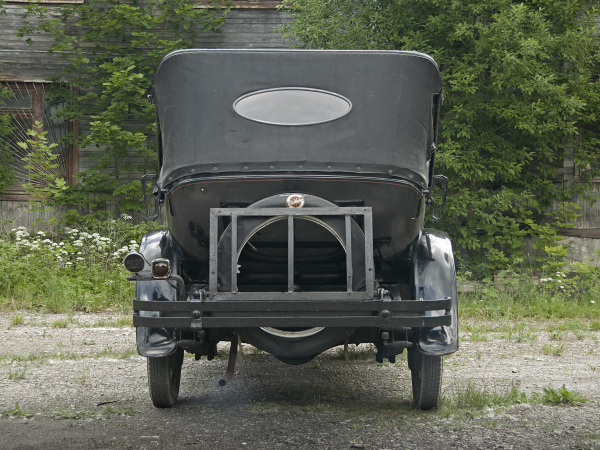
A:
216 193 366 364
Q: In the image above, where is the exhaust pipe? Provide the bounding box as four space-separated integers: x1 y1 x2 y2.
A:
218 337 238 387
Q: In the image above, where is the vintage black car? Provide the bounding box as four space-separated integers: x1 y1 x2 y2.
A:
125 49 458 410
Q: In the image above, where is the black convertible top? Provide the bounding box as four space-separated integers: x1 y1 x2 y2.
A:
154 49 442 187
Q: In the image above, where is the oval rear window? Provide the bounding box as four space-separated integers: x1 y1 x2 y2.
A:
233 88 352 126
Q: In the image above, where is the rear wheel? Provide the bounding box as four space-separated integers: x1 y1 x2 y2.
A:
147 348 184 408
408 347 442 410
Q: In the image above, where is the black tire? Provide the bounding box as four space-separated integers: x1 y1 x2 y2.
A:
147 348 184 408
408 347 443 410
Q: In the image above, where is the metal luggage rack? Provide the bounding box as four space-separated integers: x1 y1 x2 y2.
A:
208 206 375 301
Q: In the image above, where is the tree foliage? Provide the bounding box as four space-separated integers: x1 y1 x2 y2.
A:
280 0 600 274
16 0 229 216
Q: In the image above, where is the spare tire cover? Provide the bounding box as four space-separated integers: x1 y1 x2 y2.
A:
216 193 366 363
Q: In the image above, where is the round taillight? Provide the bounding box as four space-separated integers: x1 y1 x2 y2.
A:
123 252 145 273
151 259 171 279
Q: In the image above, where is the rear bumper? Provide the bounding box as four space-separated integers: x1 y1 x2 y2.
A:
132 296 452 330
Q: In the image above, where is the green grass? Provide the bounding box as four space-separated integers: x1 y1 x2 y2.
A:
459 279 600 321
438 380 588 416
537 384 588 404
7 364 27 380
96 347 137 359
542 343 565 356
503 321 537 342
462 322 490 342
0 347 137 365
0 261 134 314
441 380 527 412
92 316 132 328
1 402 34 418
10 313 24 326
52 318 69 328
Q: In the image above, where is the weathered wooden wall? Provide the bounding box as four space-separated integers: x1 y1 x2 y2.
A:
0 5 290 81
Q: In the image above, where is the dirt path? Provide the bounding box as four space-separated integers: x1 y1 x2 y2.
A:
0 312 599 449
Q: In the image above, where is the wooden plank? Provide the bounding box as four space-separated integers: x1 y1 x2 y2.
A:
0 193 37 201
194 0 282 9
7 0 83 4
558 229 600 239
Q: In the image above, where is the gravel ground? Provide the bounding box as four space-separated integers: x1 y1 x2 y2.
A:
0 312 599 450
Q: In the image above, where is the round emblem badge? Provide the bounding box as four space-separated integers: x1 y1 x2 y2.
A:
286 194 305 208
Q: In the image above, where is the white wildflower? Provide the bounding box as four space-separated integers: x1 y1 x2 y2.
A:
76 257 84 261
65 262 72 265
591 301 596 304
37 231 45 236
560 286 565 289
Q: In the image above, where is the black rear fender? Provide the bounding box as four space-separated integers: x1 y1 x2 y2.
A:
412 229 459 356
135 230 180 357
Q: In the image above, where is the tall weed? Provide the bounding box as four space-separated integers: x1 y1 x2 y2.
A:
0 215 158 312
459 270 600 320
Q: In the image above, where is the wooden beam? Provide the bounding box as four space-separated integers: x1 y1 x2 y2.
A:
194 0 283 9
558 228 600 239
0 193 39 201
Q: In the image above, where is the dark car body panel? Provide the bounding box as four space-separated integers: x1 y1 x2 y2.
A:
412 229 459 355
